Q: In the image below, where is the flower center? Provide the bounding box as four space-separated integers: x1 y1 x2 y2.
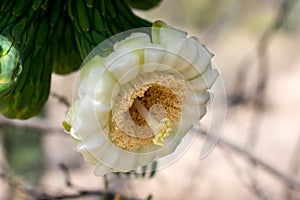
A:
132 91 173 146
110 74 187 151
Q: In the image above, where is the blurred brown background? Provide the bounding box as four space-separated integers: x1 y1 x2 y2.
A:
1 0 300 199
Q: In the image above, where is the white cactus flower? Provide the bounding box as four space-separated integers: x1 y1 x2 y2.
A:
63 21 219 176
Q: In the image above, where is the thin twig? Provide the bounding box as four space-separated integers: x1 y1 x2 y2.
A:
285 133 300 199
255 0 298 109
248 0 298 147
288 134 300 177
59 163 72 187
2 117 300 190
0 170 141 200
242 1 299 195
103 174 109 200
227 55 254 106
0 115 63 133
50 92 71 108
221 148 269 200
198 130 300 189
34 190 116 200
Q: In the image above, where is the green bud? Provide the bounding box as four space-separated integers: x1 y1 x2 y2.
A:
0 35 22 96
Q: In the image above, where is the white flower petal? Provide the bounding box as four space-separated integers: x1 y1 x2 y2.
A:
144 44 165 64
81 150 98 165
142 63 170 73
80 56 106 81
173 37 200 78
192 41 214 75
195 91 211 106
114 151 138 172
107 51 140 84
189 67 219 92
199 106 207 119
94 71 117 107
114 32 151 52
141 63 159 73
87 140 112 160
152 21 187 45
71 116 98 139
65 21 220 176
78 56 106 98
180 97 200 123
75 135 109 166
161 43 185 67
143 40 171 74
71 112 110 140
94 162 114 176
176 105 207 139
76 132 106 152
152 21 187 67
100 145 121 169
177 93 207 138
135 153 156 167
179 37 199 66
156 136 181 157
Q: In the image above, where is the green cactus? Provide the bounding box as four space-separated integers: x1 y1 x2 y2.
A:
0 35 22 97
0 0 155 119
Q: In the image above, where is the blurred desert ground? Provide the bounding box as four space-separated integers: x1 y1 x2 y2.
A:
1 0 300 199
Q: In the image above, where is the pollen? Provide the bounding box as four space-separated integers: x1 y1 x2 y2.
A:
110 73 188 151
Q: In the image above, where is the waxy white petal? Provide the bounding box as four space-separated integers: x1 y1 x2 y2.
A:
94 162 114 176
192 42 214 75
100 146 121 169
173 37 200 78
107 51 140 84
64 21 219 176
189 68 219 92
144 44 165 64
78 56 106 98
114 32 151 52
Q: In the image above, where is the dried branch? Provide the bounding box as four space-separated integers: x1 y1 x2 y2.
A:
0 169 142 200
242 1 299 194
33 190 117 200
246 0 298 146
50 92 71 108
255 0 297 109
221 148 269 200
285 133 300 199
1 116 300 190
227 55 254 106
0 115 63 133
59 163 72 187
288 134 300 178
228 0 298 108
198 130 300 190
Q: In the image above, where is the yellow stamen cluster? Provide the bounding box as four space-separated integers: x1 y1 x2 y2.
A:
133 100 173 146
110 74 187 151
153 118 173 146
